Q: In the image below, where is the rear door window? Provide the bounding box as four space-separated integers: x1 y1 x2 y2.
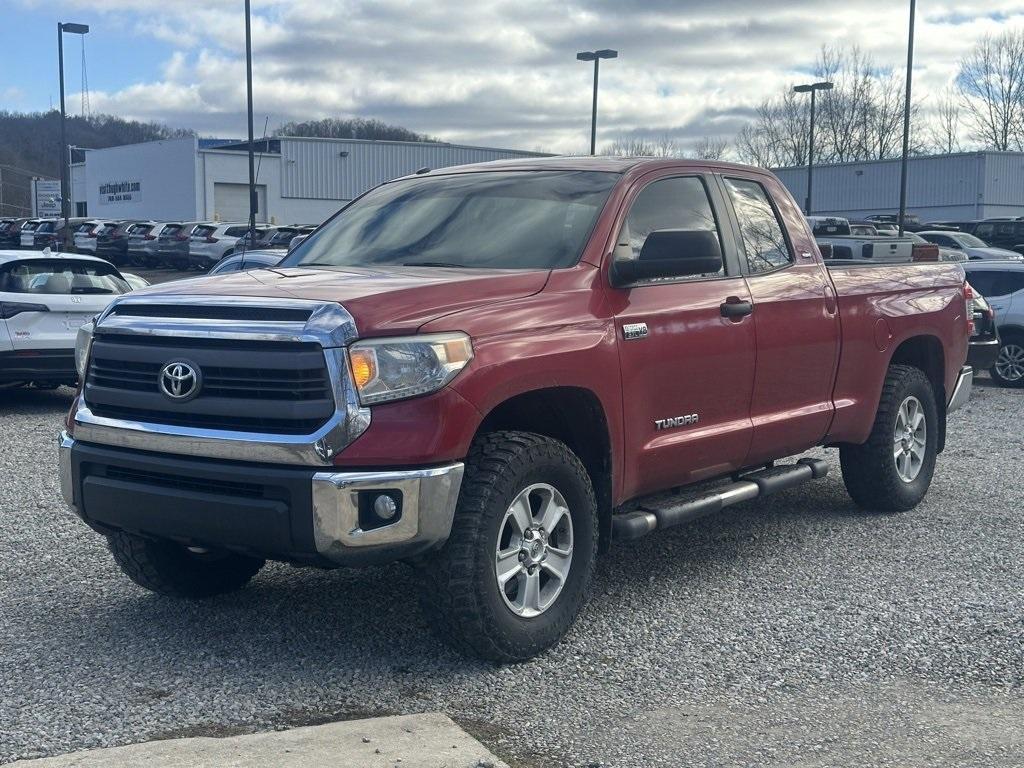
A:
724 177 794 274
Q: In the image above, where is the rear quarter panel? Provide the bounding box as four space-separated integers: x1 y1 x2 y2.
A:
826 262 968 445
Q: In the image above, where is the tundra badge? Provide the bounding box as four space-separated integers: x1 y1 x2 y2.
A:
655 414 699 430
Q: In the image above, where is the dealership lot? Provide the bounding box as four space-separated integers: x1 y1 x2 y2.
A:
1 378 1021 767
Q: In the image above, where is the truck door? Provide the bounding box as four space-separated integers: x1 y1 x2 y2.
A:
716 173 841 465
607 173 756 499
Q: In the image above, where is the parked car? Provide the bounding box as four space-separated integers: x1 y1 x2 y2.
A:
0 219 22 248
207 250 284 275
1 251 136 388
962 260 1024 387
22 218 93 251
72 220 115 255
971 219 1024 255
865 213 955 233
848 222 879 236
17 219 44 248
188 222 250 269
236 225 313 251
965 287 1000 372
126 222 169 267
95 220 147 266
808 215 914 261
120 272 151 291
156 222 204 269
62 157 972 662
917 231 1023 261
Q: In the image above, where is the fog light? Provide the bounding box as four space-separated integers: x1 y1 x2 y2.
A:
373 494 398 520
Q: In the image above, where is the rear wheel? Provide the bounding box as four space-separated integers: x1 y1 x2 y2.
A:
991 334 1024 388
417 431 598 662
107 532 265 598
840 364 938 512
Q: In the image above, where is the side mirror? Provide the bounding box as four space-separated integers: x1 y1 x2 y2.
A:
611 229 722 286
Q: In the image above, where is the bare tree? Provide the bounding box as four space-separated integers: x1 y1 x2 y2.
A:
692 135 730 160
927 87 963 154
957 31 1024 151
603 136 683 157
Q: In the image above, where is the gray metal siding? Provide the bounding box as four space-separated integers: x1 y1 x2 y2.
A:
774 151 1024 220
280 138 545 201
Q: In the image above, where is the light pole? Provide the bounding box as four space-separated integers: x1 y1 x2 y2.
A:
793 81 833 215
576 49 617 155
58 21 89 250
244 0 257 246
897 0 916 237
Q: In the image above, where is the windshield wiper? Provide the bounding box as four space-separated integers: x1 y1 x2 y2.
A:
402 261 466 268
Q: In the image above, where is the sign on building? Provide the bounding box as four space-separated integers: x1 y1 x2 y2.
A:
98 180 142 204
33 179 62 216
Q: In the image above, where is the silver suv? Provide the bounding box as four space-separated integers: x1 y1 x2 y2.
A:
963 261 1024 387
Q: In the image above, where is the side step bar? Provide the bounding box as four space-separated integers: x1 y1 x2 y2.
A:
612 458 829 541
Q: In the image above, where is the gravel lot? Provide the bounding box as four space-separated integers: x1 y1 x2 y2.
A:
1 376 1022 767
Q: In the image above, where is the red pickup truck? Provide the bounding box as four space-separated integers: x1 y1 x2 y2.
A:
60 158 972 661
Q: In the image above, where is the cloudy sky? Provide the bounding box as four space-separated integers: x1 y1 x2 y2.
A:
3 0 1023 154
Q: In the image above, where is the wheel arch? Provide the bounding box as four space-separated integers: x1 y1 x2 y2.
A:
887 334 947 452
474 386 614 552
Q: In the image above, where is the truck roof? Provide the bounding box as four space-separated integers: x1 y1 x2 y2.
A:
402 155 770 180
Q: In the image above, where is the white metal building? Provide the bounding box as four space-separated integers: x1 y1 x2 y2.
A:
70 136 547 225
773 151 1024 222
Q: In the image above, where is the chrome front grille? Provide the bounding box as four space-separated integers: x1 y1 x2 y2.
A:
71 295 369 465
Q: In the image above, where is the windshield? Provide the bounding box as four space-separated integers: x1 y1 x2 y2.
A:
956 233 988 248
0 259 130 294
284 170 619 270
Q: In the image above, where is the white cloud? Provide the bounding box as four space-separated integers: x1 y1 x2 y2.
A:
50 0 1024 153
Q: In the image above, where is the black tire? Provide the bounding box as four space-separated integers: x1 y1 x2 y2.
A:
107 532 265 598
990 333 1024 388
417 431 598 663
840 364 939 512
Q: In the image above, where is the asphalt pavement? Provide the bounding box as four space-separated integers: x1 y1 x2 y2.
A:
0 376 1021 767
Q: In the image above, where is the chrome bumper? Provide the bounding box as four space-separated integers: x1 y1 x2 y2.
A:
59 431 464 566
311 463 465 561
58 431 77 513
947 365 973 413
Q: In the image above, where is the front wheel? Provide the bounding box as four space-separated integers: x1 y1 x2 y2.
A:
840 364 938 512
991 335 1024 388
417 431 598 663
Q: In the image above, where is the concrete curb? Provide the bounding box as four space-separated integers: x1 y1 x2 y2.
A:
7 713 510 768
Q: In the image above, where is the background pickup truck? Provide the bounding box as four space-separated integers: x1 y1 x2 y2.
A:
808 215 917 262
60 157 973 662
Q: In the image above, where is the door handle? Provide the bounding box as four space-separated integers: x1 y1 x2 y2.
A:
720 298 753 318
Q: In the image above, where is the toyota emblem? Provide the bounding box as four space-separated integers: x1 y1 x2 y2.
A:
158 360 202 401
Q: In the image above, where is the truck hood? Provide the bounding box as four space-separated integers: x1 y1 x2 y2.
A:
131 266 550 335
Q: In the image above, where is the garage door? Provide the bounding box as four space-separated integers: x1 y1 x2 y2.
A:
214 183 267 223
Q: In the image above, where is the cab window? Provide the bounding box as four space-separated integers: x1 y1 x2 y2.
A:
724 177 793 274
614 176 725 281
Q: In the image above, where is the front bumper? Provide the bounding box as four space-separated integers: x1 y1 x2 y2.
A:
947 365 973 414
59 433 464 566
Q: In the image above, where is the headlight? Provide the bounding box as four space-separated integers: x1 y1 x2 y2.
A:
348 332 473 405
75 320 95 378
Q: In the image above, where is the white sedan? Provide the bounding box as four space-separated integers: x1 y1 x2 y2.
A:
0 250 141 389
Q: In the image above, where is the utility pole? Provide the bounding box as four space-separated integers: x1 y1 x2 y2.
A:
793 81 833 215
244 0 257 244
897 0 916 237
57 22 89 250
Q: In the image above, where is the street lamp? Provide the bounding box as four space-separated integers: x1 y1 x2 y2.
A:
58 21 89 250
576 49 618 155
793 80 833 215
